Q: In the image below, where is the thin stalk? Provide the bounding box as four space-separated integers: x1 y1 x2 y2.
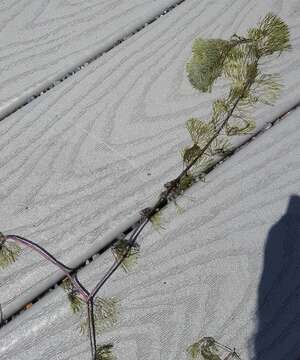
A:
6 234 89 300
83 219 149 358
89 218 148 300
214 340 241 359
144 80 251 220
3 62 257 360
87 299 97 359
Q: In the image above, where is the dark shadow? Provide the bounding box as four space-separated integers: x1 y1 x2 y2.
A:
254 195 300 360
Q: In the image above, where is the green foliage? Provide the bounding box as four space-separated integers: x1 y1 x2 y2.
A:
183 143 201 165
80 297 119 335
61 278 119 351
183 13 290 179
112 238 140 272
182 118 231 172
183 118 214 169
96 344 116 360
186 118 215 145
187 341 201 359
225 117 256 136
187 13 290 96
247 13 291 56
0 14 290 360
249 73 283 105
186 337 241 360
186 337 221 360
211 99 229 129
187 39 232 92
178 173 194 191
0 233 21 269
61 278 85 314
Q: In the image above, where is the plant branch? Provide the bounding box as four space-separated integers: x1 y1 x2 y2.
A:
87 299 97 359
6 234 89 300
142 76 255 221
1 13 290 359
89 218 149 300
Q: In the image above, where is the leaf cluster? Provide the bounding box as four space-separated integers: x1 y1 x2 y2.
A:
187 39 232 92
61 278 118 335
0 233 21 269
0 13 291 360
96 344 116 360
247 13 291 56
80 297 119 335
183 116 232 174
183 13 290 178
187 13 290 94
111 238 140 272
61 278 85 314
186 337 240 360
186 337 221 360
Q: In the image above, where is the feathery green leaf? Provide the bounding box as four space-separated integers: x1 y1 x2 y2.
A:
112 239 140 272
80 297 118 335
186 341 201 359
96 344 116 360
187 39 231 92
248 13 291 56
186 337 221 360
186 118 215 145
226 117 256 136
0 233 21 269
61 278 85 314
250 73 283 105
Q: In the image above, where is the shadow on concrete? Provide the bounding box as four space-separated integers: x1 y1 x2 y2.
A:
254 195 300 360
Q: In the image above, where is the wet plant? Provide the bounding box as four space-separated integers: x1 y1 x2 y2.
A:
0 13 291 360
186 337 241 360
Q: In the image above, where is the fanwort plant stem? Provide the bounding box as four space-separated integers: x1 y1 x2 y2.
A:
87 300 97 360
143 66 256 222
6 234 89 301
0 13 291 360
86 218 148 358
2 219 148 358
3 215 149 357
89 218 148 300
80 74 255 359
